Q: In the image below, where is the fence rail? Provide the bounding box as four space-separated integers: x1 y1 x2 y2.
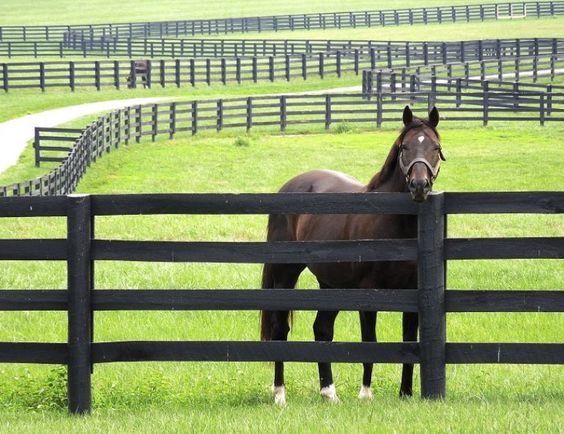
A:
18 86 561 195
1 35 561 60
1 38 561 92
0 191 562 413
0 2 562 43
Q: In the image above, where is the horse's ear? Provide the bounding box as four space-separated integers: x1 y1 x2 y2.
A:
403 105 413 126
429 106 439 127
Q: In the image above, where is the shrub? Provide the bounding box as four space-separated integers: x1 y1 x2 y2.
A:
334 122 352 134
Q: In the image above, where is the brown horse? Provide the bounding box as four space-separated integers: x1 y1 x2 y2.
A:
260 106 445 405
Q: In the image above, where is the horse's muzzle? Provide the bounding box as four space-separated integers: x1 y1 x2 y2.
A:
409 178 431 202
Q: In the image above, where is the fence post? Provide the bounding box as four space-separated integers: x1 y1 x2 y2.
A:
376 93 383 128
546 84 553 116
34 128 41 167
94 61 101 91
191 101 198 135
483 80 489 126
280 95 287 131
2 63 8 92
325 95 332 130
113 61 120 89
217 99 223 132
246 97 253 132
417 192 446 400
189 59 195 86
539 94 545 126
39 62 45 92
67 194 92 414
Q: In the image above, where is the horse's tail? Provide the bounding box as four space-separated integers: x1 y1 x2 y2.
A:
260 214 296 341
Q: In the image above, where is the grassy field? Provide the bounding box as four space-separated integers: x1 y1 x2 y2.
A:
0 1 562 432
0 125 563 432
206 16 564 41
0 0 527 25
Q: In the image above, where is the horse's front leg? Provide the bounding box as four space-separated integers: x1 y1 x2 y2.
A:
400 312 418 397
313 310 340 402
358 311 377 400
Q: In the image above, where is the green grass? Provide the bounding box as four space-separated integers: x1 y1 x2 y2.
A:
0 125 562 432
206 16 564 41
0 4 562 432
0 73 359 123
0 0 526 25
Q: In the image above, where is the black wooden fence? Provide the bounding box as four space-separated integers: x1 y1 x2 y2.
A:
1 35 561 60
2 38 561 92
4 88 560 195
1 2 562 43
0 191 562 413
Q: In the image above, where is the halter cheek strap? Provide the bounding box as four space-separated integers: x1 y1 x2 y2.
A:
398 152 442 181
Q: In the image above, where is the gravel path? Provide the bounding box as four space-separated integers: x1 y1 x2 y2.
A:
0 97 171 174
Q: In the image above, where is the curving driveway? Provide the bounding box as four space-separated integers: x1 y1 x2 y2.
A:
0 97 172 175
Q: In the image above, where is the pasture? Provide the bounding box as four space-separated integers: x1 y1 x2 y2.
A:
0 0 562 432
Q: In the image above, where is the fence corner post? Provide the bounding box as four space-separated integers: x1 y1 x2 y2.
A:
417 191 446 400
67 194 92 414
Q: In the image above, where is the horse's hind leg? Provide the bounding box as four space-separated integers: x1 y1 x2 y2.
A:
261 263 304 405
313 284 340 402
399 312 418 397
358 311 377 400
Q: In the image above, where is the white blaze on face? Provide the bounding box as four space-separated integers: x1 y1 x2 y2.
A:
418 135 425 143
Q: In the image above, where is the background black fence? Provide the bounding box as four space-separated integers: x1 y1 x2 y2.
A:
3 84 559 197
0 2 562 43
0 192 562 413
1 38 561 91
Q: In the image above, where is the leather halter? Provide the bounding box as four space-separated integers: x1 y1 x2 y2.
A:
398 146 444 182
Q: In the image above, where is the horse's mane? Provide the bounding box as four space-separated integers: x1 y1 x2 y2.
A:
365 118 440 191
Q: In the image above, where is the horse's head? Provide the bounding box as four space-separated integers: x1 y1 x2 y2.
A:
399 106 445 202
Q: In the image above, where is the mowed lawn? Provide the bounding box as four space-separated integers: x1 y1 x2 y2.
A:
0 0 533 25
0 124 562 432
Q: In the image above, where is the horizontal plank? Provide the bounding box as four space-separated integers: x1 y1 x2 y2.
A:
91 193 418 215
0 290 67 310
0 239 67 260
0 196 68 217
446 343 564 364
446 237 564 260
444 192 564 214
0 342 67 364
92 341 420 364
446 290 564 312
93 239 417 263
93 288 418 311
35 127 84 134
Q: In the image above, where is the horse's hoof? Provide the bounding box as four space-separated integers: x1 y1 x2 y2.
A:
273 385 286 406
320 384 340 403
399 389 413 399
358 385 373 401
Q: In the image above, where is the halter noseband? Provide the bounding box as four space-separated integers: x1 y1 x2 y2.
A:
398 151 442 182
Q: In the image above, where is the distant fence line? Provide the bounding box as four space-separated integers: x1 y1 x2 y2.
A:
1 38 562 92
0 2 562 43
361 55 564 95
2 84 561 196
1 35 562 60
